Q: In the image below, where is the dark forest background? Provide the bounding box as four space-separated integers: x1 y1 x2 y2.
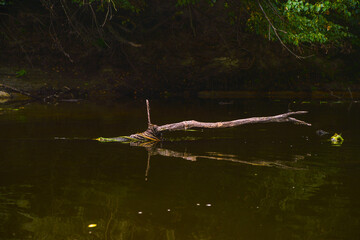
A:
1 0 359 96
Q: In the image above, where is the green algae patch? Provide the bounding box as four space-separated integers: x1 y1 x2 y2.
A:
95 136 138 143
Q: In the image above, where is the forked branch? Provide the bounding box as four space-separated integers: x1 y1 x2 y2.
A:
96 100 311 143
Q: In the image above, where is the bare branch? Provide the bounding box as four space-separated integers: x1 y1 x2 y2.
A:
348 87 353 100
145 153 151 181
97 101 311 143
265 0 284 22
157 111 311 132
146 99 151 126
88 2 109 48
188 4 196 37
106 24 142 47
101 2 111 27
0 84 38 100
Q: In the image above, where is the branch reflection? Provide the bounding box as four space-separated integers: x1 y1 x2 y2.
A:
130 141 307 181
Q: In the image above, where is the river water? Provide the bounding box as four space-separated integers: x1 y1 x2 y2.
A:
1 99 359 239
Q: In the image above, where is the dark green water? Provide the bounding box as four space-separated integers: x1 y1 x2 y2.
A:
1 99 360 240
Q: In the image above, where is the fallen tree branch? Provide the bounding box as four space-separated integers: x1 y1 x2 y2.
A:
0 84 80 102
0 83 39 100
96 100 311 143
156 111 311 132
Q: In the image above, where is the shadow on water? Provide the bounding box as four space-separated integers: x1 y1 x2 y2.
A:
0 99 360 239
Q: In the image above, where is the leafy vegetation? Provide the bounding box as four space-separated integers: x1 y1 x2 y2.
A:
1 0 358 58
248 0 359 51
64 0 360 53
15 69 27 77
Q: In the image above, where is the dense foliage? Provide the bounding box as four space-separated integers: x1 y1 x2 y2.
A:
248 0 360 51
66 0 359 52
1 0 359 57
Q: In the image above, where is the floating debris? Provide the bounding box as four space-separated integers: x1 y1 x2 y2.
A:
316 129 330 136
330 133 344 145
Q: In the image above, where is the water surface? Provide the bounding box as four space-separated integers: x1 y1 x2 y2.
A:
1 99 360 239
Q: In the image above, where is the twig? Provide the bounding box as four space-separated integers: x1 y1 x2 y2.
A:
348 87 353 100
328 89 342 99
265 0 285 22
105 212 113 240
101 2 111 27
188 4 196 37
48 19 74 63
60 0 79 36
146 99 151 126
347 87 354 112
145 153 151 181
106 24 142 47
89 3 107 44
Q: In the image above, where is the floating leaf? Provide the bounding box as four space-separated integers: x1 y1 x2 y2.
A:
330 133 344 145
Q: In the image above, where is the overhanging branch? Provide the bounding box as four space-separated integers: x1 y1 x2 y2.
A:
257 0 313 59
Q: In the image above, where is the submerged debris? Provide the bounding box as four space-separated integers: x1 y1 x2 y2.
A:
0 91 11 99
316 129 330 137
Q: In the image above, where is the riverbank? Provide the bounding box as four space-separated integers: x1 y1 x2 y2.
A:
2 43 360 101
1 65 360 102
